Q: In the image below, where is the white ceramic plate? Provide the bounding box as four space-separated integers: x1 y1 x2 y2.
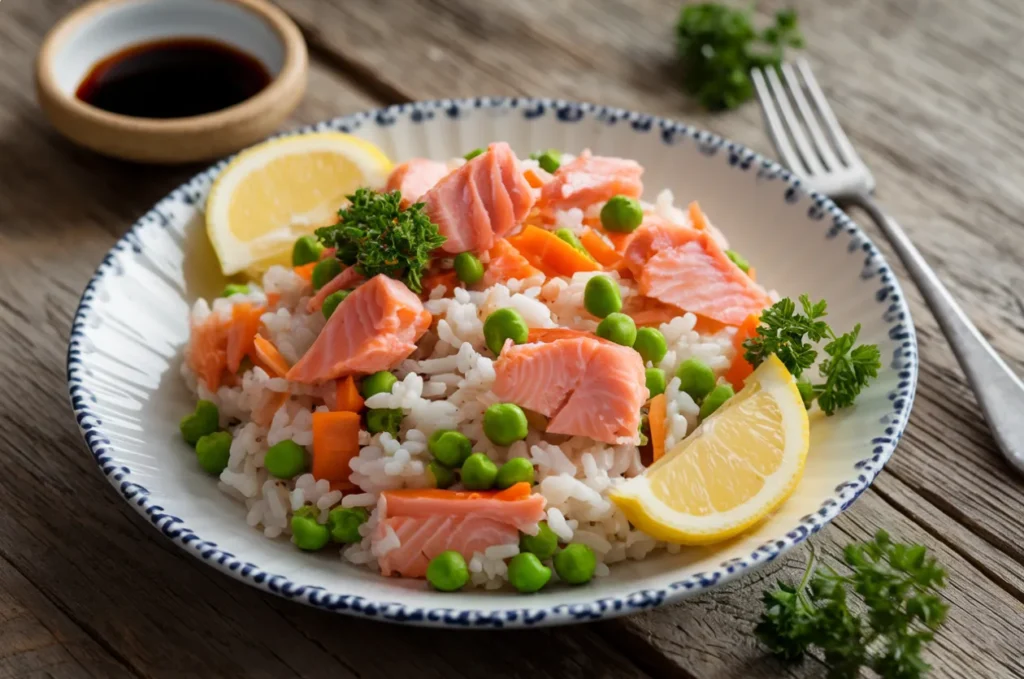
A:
67 98 917 627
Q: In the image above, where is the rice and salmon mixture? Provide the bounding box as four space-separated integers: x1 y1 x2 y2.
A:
180 143 777 591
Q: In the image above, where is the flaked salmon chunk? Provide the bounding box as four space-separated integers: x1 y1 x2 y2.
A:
624 220 771 327
287 274 431 383
422 142 535 253
493 336 647 445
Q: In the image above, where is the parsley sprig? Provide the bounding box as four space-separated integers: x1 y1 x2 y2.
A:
315 189 445 294
743 295 881 414
676 4 804 111
757 531 948 679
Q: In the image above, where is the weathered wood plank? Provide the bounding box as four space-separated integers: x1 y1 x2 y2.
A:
0 554 133 679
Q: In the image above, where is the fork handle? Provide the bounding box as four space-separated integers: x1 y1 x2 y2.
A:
850 193 1024 471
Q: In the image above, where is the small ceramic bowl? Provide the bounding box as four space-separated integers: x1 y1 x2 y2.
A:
36 0 307 164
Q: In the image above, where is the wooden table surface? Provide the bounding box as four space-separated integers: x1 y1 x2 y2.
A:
2 0 1024 676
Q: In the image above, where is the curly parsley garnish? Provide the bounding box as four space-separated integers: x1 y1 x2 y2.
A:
315 189 445 294
676 4 804 111
757 531 948 679
744 295 881 414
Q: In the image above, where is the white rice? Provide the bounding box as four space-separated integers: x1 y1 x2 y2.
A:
181 181 742 589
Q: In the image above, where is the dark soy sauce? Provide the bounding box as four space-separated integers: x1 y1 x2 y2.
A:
75 38 272 119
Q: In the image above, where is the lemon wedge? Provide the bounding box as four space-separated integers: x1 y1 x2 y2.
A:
610 354 809 545
206 132 393 275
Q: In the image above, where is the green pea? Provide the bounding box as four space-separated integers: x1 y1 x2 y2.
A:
584 275 622 318
292 235 325 266
725 249 750 273
311 257 342 291
483 403 529 446
495 457 535 489
600 195 644 233
553 543 597 585
195 431 231 475
428 460 455 489
321 290 350 319
291 507 330 551
531 149 561 174
596 312 636 347
361 371 397 398
461 453 498 490
507 552 552 593
483 308 529 355
645 367 667 397
426 550 470 592
454 252 485 285
264 439 307 479
366 408 403 436
634 327 668 364
463 148 485 161
796 378 814 409
555 228 589 257
327 507 368 544
638 415 649 447
700 384 735 419
520 521 559 560
676 358 716 400
180 400 219 446
222 283 250 297
428 429 472 468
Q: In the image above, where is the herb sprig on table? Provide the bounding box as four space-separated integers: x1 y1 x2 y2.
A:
676 3 804 111
315 189 446 294
744 295 881 414
757 531 948 679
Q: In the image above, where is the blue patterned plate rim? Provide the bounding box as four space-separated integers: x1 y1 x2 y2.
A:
66 96 918 628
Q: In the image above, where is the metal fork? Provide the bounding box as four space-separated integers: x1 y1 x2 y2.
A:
752 59 1024 472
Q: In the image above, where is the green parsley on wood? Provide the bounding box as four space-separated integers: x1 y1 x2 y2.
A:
744 295 881 414
757 531 948 679
676 4 804 111
315 189 446 294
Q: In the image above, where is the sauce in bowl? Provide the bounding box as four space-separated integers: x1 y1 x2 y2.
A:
75 38 272 119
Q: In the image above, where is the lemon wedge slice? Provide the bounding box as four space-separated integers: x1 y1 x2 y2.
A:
610 354 809 545
206 132 393 276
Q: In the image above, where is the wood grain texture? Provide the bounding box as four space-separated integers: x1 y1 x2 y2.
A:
2 0 1024 676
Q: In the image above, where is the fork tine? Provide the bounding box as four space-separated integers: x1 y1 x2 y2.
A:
764 66 823 175
795 59 860 167
751 67 805 176
779 63 841 171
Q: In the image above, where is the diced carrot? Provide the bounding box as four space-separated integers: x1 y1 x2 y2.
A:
688 201 709 232
523 167 553 189
421 269 460 298
506 225 601 278
493 482 531 501
723 313 761 389
484 239 543 285
330 480 358 493
226 302 265 373
312 411 361 485
579 228 623 268
649 393 667 462
293 262 317 282
252 335 291 378
693 314 728 335
266 292 281 307
335 375 364 412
